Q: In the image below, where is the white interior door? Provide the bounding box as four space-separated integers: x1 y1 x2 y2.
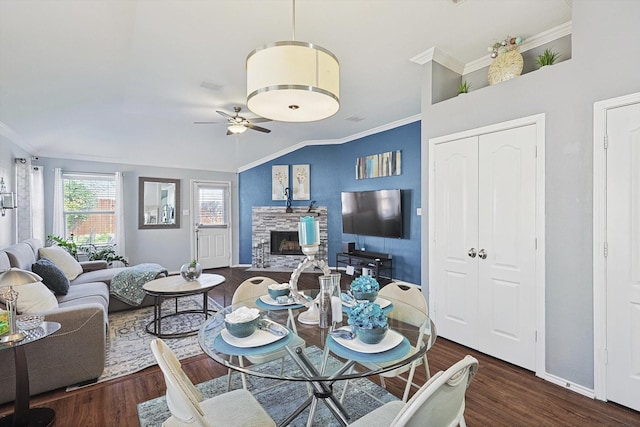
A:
192 181 231 269
477 125 537 370
605 102 640 411
433 136 479 348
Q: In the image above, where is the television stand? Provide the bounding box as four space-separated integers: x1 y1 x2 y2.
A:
335 251 392 285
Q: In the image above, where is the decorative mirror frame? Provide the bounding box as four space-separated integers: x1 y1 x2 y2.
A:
138 177 181 229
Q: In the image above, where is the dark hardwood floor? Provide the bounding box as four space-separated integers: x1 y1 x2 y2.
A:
1 267 638 426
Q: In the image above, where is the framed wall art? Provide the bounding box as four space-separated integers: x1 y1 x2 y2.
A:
271 165 289 200
292 164 310 200
356 150 402 179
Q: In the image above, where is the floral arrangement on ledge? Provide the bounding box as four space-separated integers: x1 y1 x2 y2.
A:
347 301 387 329
488 35 523 58
350 275 380 294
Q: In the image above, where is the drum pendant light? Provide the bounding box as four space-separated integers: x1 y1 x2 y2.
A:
246 0 339 122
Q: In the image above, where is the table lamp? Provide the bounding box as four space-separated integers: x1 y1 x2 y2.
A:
0 268 42 343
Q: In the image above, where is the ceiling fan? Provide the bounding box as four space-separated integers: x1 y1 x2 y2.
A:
194 107 271 135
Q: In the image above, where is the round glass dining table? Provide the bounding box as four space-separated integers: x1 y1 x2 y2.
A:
198 292 436 426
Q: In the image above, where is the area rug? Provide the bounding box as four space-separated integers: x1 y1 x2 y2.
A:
137 346 398 426
69 295 222 389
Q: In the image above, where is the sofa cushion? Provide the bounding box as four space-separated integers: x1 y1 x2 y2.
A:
70 266 130 286
0 252 10 271
38 246 83 280
56 282 109 317
0 281 59 314
4 243 37 270
32 258 70 295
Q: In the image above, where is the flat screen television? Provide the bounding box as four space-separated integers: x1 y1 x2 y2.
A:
341 189 403 238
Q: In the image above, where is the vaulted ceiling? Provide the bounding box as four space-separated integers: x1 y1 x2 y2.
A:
0 0 572 172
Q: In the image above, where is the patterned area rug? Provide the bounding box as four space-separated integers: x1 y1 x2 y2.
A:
69 295 222 389
137 346 399 426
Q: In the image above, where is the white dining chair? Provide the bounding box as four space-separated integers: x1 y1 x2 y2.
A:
342 281 431 402
349 355 479 427
150 338 276 427
226 276 305 391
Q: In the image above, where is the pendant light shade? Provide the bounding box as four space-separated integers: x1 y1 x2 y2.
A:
246 41 339 122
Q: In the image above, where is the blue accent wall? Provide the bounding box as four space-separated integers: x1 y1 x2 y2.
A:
239 120 421 284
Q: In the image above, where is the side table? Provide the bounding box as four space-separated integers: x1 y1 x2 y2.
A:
0 321 61 427
143 274 225 339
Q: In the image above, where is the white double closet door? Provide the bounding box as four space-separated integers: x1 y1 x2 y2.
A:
431 123 538 371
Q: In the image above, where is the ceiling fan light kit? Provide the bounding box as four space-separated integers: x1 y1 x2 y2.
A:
228 123 248 134
246 0 339 123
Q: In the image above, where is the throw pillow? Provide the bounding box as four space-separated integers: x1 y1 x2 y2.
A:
0 282 58 314
38 246 83 280
32 257 70 295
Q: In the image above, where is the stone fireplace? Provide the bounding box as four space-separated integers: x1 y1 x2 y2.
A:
252 206 328 269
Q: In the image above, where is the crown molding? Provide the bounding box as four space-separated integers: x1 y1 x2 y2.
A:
463 21 572 74
409 21 572 76
409 47 465 75
237 114 421 173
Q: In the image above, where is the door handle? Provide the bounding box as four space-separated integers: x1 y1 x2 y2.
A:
468 248 477 258
478 249 487 259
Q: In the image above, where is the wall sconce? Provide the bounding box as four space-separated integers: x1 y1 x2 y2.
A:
0 177 16 217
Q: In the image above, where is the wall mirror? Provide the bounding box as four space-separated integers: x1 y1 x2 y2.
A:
139 177 180 229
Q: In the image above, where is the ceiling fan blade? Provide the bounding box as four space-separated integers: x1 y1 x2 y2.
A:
246 123 271 133
247 117 271 123
216 110 235 120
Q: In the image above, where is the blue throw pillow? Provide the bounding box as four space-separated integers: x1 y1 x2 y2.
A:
32 257 70 295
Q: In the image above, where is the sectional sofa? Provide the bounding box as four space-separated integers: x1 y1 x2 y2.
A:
0 239 166 405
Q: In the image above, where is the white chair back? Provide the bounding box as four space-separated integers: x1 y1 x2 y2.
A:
232 276 279 304
150 338 210 427
391 355 479 427
379 282 427 326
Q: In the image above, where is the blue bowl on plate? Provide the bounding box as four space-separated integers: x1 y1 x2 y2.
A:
268 286 290 300
224 317 259 338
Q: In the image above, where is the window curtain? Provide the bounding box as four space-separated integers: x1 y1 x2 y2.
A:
30 166 45 243
15 158 45 243
52 168 65 238
115 171 126 259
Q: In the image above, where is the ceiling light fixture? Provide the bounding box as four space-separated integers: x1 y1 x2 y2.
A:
228 123 248 134
246 0 339 122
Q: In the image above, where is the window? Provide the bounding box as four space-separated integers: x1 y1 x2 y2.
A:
62 172 116 244
196 184 228 227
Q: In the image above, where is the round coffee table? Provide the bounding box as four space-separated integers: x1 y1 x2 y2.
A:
143 273 225 339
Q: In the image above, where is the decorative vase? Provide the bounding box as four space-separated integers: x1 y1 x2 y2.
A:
180 262 202 281
355 325 388 344
352 290 378 302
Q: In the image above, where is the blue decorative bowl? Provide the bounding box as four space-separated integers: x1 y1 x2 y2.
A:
224 317 258 338
268 286 290 300
355 325 388 344
352 290 378 302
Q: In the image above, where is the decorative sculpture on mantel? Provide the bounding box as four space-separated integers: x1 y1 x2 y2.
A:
284 187 293 213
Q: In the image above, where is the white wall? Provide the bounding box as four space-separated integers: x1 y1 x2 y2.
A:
0 135 31 248
37 157 239 272
421 0 640 389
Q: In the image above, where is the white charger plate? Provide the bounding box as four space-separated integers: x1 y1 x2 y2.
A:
220 328 288 348
332 329 403 354
342 297 392 309
259 295 297 306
